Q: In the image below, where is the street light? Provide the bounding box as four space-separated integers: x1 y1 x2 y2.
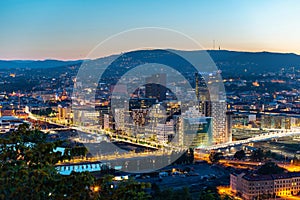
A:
92 186 100 192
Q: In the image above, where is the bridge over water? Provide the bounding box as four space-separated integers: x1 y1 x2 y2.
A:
197 129 300 151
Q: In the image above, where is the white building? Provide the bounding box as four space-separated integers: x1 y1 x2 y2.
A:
156 121 175 144
114 108 125 130
231 172 300 200
0 116 26 133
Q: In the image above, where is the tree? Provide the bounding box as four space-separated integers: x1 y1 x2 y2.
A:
250 148 264 162
151 183 160 194
97 175 151 200
152 187 192 200
172 149 194 165
67 146 88 158
0 124 95 200
174 187 192 200
38 107 56 116
257 162 284 175
209 152 223 163
199 187 221 200
0 124 155 200
221 195 233 200
187 148 194 164
292 155 300 165
234 150 246 160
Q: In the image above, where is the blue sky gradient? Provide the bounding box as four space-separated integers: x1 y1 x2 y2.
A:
1 0 300 60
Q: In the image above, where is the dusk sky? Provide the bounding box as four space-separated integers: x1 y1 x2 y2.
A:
1 0 300 60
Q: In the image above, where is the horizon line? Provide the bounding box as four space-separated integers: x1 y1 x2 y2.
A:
1 48 299 61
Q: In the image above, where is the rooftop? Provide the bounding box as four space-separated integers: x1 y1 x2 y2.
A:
241 172 300 181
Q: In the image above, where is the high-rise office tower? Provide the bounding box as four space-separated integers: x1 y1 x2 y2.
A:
195 72 210 115
195 72 230 144
195 72 209 101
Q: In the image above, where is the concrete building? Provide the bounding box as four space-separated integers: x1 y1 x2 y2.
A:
114 108 125 130
195 72 230 144
204 100 228 144
231 172 300 200
176 107 213 148
0 116 26 133
73 109 99 126
131 109 149 127
156 122 174 144
103 113 114 130
261 115 291 129
57 105 68 120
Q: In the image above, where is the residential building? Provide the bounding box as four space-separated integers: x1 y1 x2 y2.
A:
231 172 300 200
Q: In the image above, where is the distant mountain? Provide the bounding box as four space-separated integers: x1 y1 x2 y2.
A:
0 59 82 69
207 50 300 73
1 50 300 74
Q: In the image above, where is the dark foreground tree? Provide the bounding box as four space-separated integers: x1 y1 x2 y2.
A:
97 175 151 200
0 124 95 199
0 124 151 200
199 186 221 200
152 187 191 200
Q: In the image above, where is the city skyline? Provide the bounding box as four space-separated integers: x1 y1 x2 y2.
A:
1 0 300 60
1 1 300 199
